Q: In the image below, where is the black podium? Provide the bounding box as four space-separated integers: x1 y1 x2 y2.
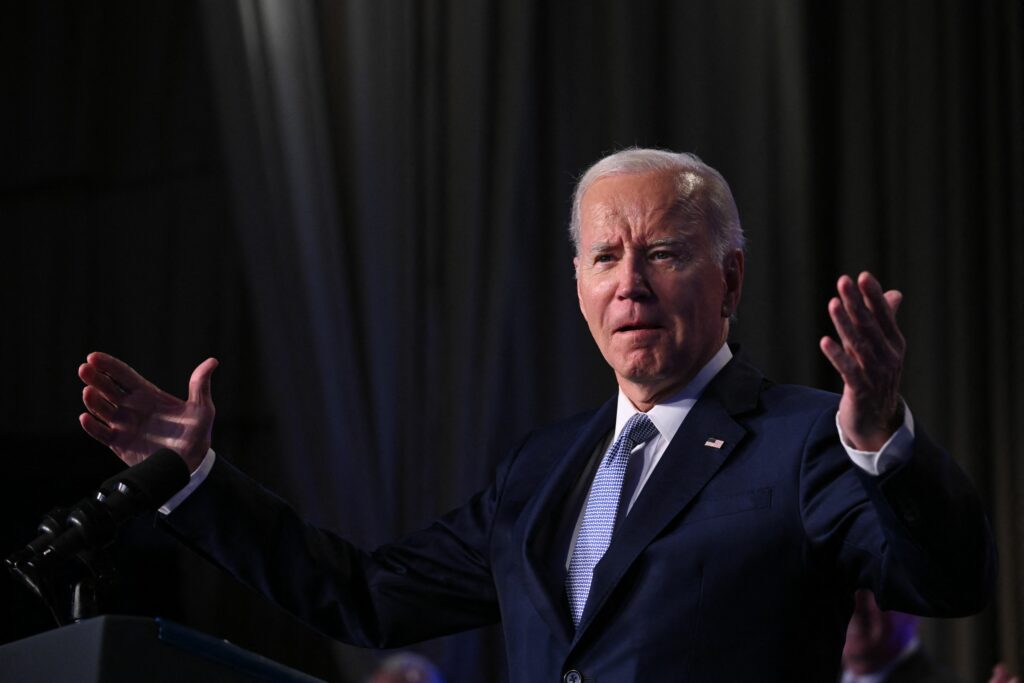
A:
0 615 326 682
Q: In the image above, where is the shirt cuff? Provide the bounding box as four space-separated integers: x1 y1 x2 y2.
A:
837 401 916 476
158 448 217 515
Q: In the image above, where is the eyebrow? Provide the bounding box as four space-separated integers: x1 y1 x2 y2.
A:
647 237 689 248
588 236 689 254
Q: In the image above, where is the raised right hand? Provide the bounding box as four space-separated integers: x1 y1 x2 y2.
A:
78 352 218 472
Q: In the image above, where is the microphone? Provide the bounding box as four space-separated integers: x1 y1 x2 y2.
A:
6 449 191 586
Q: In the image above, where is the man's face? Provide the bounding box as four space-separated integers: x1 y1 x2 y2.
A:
574 170 743 407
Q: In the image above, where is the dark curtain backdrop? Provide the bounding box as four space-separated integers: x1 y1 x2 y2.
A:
2 2 1021 682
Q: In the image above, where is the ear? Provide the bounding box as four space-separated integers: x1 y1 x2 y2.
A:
574 256 588 321
720 250 744 317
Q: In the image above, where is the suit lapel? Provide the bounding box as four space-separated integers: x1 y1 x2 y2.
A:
574 354 765 638
518 398 616 645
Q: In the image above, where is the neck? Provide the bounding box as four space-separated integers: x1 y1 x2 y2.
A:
618 342 731 412
621 378 689 412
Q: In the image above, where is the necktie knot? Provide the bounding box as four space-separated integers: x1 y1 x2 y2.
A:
615 413 659 457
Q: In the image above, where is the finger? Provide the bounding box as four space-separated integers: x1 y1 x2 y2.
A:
837 276 895 361
188 357 219 406
80 412 115 445
86 352 149 393
827 296 874 366
82 386 118 424
838 274 877 330
884 289 902 315
857 273 904 349
856 272 901 312
79 362 126 401
819 336 865 391
856 272 889 317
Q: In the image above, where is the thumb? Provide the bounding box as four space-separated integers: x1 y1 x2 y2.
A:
188 357 219 406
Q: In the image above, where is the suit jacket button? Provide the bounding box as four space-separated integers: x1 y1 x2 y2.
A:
563 670 582 683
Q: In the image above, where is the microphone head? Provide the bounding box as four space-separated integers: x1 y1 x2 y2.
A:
101 448 191 506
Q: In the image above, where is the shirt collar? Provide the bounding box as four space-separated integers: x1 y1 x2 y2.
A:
613 343 733 443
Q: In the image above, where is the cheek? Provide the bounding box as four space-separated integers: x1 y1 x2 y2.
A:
578 283 612 325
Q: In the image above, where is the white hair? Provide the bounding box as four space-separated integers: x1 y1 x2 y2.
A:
569 148 745 261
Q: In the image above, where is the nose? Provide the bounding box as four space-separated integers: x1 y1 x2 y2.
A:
616 251 653 300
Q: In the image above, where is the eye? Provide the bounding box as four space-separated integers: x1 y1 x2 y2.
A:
650 250 675 261
594 253 615 264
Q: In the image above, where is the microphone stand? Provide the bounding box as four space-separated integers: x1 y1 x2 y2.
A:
6 449 188 627
70 546 119 623
6 508 121 626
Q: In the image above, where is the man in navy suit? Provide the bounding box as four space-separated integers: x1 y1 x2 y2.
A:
78 149 995 681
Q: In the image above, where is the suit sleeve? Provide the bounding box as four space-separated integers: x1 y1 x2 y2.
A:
159 454 509 647
799 405 996 616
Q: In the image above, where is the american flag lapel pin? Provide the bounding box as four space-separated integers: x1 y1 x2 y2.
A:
704 437 725 449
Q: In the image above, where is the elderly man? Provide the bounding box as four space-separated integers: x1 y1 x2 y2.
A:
78 149 995 682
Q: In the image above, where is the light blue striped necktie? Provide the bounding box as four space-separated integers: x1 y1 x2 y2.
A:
565 412 660 628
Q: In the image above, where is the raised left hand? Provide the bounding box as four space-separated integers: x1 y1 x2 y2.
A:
819 271 905 451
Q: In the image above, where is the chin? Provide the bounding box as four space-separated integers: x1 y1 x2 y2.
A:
616 360 660 383
617 364 675 391
615 347 664 373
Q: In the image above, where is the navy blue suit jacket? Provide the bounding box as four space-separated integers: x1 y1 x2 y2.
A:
164 355 995 682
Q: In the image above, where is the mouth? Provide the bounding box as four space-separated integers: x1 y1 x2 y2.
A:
614 323 663 334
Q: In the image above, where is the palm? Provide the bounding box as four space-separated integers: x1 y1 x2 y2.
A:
106 384 212 466
819 272 905 451
79 352 217 471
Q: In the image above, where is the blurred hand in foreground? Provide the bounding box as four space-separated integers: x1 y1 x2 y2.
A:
990 663 1020 683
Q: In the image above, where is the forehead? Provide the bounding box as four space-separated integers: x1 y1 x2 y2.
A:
579 170 710 242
